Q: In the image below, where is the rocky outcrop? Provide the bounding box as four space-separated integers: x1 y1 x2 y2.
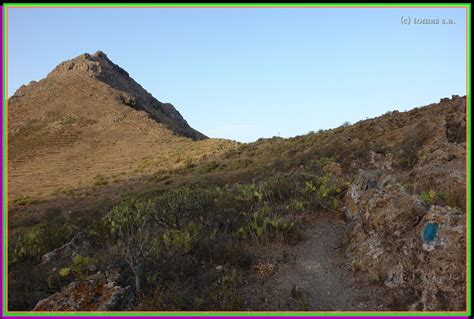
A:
344 170 466 310
445 101 466 144
344 171 426 277
33 275 134 311
410 142 466 209
40 232 91 267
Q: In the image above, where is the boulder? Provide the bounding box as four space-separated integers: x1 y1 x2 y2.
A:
33 275 133 311
40 232 91 267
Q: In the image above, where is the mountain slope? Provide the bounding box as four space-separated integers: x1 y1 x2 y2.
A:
8 51 229 199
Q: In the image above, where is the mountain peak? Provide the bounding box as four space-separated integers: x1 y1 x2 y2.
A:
48 50 129 79
92 50 107 58
13 51 207 141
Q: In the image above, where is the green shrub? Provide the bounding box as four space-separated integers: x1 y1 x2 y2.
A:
13 221 73 263
58 267 71 277
13 224 45 262
152 186 217 228
104 198 161 294
101 179 307 303
58 254 93 280
420 189 437 205
303 163 349 212
71 254 93 280
420 188 465 210
162 229 193 253
241 207 270 243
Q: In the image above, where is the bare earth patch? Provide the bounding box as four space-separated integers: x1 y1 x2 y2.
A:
241 212 391 311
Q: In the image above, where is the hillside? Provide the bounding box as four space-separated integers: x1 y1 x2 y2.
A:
8 51 232 199
6 53 467 312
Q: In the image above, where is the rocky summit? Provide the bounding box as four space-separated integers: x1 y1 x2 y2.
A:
46 51 207 141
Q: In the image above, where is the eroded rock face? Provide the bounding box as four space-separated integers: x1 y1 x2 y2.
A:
344 170 466 310
33 276 133 311
344 171 425 279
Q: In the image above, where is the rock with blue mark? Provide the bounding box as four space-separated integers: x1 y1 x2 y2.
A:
423 223 439 242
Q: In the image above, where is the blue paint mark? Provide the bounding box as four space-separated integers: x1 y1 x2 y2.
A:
423 223 439 242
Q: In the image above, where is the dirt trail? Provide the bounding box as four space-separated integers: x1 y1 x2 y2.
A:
241 213 391 311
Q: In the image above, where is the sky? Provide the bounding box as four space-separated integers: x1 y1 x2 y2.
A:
7 7 467 142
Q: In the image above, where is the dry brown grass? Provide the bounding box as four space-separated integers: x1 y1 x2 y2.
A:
8 73 236 200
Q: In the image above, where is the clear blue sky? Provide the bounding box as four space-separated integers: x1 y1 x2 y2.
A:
7 7 467 142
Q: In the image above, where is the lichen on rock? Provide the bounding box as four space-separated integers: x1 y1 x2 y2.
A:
33 275 133 311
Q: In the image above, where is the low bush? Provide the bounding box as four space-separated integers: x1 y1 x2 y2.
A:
12 219 73 264
59 254 93 281
399 126 430 168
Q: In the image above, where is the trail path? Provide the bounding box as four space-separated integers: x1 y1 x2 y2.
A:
241 213 391 311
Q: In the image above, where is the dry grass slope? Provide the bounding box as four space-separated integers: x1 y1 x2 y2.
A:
8 52 235 199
